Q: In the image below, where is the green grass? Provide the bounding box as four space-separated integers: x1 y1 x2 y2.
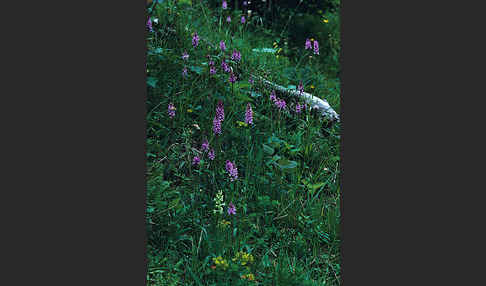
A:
146 1 340 285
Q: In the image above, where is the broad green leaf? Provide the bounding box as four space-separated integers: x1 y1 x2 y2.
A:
252 48 277 53
262 144 274 155
275 159 298 170
147 77 158 88
189 66 203 74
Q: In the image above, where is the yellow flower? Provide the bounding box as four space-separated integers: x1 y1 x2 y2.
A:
310 38 315 42
273 42 277 47
236 121 248 127
323 19 329 23
187 109 193 113
310 85 315 89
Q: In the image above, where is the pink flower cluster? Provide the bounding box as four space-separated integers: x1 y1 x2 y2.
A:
269 90 286 110
225 160 238 181
213 101 225 135
245 103 253 125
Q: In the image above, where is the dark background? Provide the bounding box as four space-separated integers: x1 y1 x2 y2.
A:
2 0 484 285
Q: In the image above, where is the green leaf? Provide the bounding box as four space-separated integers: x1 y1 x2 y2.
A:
252 48 277 53
147 77 158 88
275 159 298 170
309 182 326 191
262 144 274 155
189 66 203 75
251 91 262 98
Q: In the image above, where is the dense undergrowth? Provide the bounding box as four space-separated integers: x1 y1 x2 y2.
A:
146 1 340 285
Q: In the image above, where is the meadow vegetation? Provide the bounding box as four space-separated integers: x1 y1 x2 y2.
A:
146 0 341 284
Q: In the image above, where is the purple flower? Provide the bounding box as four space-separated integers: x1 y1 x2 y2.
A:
296 103 303 113
270 90 277 102
182 66 188 78
213 116 222 135
241 16 246 24
231 49 241 62
168 103 176 118
298 81 304 95
193 156 201 165
147 18 153 32
245 103 253 125
243 1 247 6
208 149 215 160
221 60 231 73
220 40 226 52
225 160 238 181
182 51 189 61
248 75 254 85
201 139 209 152
313 40 319 55
227 203 236 215
209 60 215 66
305 38 311 50
192 32 199 48
229 72 236 83
222 0 227 9
275 99 286 110
226 16 231 22
216 100 225 121
210 66 217 75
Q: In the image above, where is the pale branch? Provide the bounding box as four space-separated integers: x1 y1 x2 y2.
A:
254 75 340 122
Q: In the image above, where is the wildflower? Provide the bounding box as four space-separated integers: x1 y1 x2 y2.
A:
193 156 200 165
147 18 153 32
236 121 248 127
182 66 188 78
217 219 231 229
220 40 226 52
208 148 215 160
192 32 199 48
182 51 189 61
298 81 304 95
201 139 209 152
323 18 329 23
227 203 236 215
234 251 254 266
241 16 246 24
168 103 176 118
229 72 236 83
225 160 238 181
221 60 231 73
213 116 222 135
310 84 315 89
212 256 229 270
216 100 225 121
210 66 217 75
243 1 247 6
313 40 319 55
231 49 241 62
275 98 286 110
270 90 277 102
296 103 303 113
213 190 225 214
248 75 254 85
305 38 311 50
222 0 227 9
226 15 231 22
245 103 253 125
187 109 193 113
209 60 215 66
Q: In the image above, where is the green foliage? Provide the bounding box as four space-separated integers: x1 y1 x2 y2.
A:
146 0 340 285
